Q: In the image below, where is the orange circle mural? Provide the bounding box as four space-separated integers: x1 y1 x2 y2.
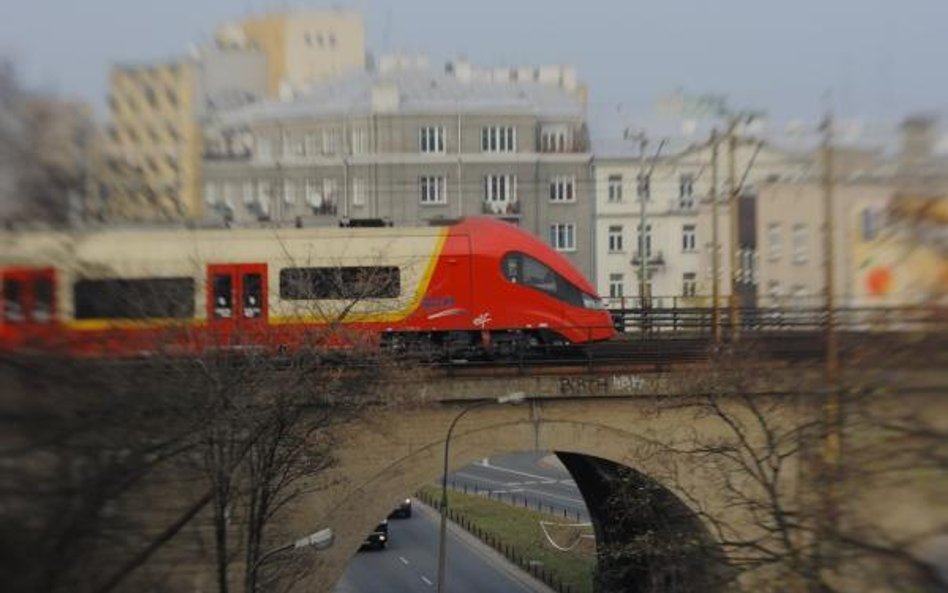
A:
866 266 893 296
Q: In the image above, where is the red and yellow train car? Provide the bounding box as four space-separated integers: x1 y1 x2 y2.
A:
0 217 614 357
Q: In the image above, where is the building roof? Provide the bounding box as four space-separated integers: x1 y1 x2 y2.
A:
216 67 585 126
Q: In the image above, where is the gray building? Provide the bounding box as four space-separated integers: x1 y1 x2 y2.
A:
201 59 596 278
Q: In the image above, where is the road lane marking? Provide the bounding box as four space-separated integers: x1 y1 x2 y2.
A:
475 462 566 482
398 556 409 565
421 576 433 586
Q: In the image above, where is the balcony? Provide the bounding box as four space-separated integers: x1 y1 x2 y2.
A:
482 200 520 216
630 251 665 270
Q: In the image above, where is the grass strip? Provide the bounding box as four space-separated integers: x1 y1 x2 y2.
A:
417 485 595 593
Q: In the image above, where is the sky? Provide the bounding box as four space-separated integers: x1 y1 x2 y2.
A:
1 0 946 135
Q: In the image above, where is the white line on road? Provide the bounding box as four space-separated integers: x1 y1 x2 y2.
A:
398 556 409 565
421 576 433 586
475 462 567 483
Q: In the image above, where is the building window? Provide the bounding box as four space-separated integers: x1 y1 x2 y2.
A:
540 126 570 152
305 133 319 156
636 173 650 201
73 278 195 320
350 128 367 154
767 223 782 261
678 173 695 208
682 272 697 297
607 175 623 202
420 176 447 205
256 137 272 160
322 129 340 155
420 126 446 153
792 223 808 264
481 126 516 152
484 174 517 204
608 225 624 252
283 180 295 205
204 182 218 205
321 179 339 213
861 208 882 241
609 273 624 298
682 224 696 252
305 179 320 206
549 223 576 251
638 223 652 257
549 176 576 202
242 181 255 205
352 177 366 207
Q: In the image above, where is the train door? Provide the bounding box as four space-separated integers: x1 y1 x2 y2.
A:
206 263 268 339
1 268 56 347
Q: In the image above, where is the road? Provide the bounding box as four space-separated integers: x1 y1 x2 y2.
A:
447 451 590 522
333 498 552 593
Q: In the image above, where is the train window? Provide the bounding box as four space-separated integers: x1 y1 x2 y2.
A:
242 273 263 318
33 277 54 323
212 274 233 319
280 267 400 300
74 278 195 320
3 278 24 323
500 252 583 308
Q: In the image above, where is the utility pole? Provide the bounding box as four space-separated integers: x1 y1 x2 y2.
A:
727 118 741 338
636 135 649 316
823 111 838 383
710 129 721 343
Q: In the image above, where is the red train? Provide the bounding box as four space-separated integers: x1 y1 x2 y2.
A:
0 217 614 358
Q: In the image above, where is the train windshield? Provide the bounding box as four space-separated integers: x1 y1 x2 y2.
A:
502 252 592 308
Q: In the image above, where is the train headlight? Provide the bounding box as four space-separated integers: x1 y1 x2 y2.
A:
582 293 607 310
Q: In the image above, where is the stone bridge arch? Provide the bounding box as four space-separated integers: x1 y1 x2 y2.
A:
284 394 798 593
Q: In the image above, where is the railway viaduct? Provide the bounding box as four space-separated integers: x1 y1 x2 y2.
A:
4 337 947 593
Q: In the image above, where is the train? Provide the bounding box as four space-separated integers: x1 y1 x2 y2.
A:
0 217 615 358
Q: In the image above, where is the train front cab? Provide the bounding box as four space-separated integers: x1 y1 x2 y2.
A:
1 267 57 351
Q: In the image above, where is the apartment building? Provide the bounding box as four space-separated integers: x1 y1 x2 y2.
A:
202 59 595 276
99 47 267 221
594 137 811 306
216 9 365 97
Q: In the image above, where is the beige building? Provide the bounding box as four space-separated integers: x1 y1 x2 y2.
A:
100 47 267 222
216 9 366 98
594 137 812 306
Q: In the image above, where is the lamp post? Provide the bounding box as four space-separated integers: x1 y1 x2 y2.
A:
250 527 334 589
436 392 526 593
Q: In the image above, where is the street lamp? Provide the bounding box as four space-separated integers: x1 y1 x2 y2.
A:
252 527 334 575
436 392 527 593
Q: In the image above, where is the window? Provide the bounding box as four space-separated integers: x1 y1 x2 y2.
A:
350 128 367 154
636 173 650 201
638 223 652 257
861 208 880 241
204 182 218 205
242 273 262 318
678 173 695 208
549 223 576 251
322 129 340 154
283 180 296 205
481 126 516 152
609 273 624 298
682 224 696 252
242 181 255 205
420 126 446 153
608 175 623 202
540 126 570 152
305 133 319 156
549 176 576 202
305 179 320 207
212 274 232 319
792 223 808 264
3 278 23 322
420 176 447 204
682 272 697 297
73 278 195 320
319 179 339 214
484 174 517 203
501 252 584 307
352 177 366 207
256 137 272 160
608 225 624 252
767 223 782 261
280 267 400 300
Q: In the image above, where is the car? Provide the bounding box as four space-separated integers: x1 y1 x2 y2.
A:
361 520 389 550
388 497 412 519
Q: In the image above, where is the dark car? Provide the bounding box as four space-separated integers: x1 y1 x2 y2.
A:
388 497 412 519
361 520 389 550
